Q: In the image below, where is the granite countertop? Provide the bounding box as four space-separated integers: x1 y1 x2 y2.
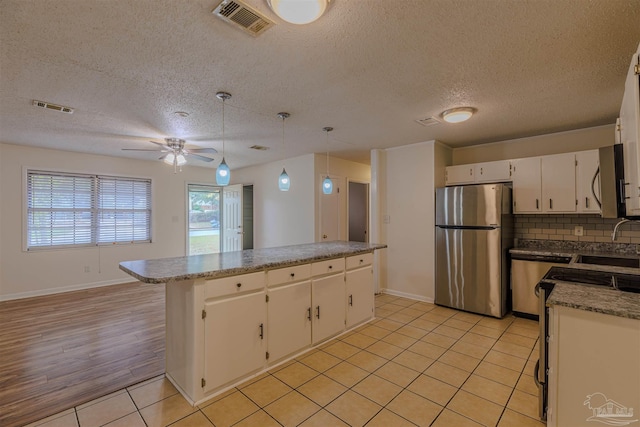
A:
509 244 640 320
120 241 387 284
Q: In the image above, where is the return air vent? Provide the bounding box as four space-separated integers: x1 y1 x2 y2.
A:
249 145 270 151
212 0 275 37
415 117 440 127
32 100 74 114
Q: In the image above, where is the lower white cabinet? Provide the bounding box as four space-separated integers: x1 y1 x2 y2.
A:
312 272 347 344
346 265 374 328
267 281 312 363
203 291 266 395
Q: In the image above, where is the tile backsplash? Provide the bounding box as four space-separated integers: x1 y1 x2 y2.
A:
514 214 640 244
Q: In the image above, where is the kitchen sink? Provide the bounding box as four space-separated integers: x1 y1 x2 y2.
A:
576 254 640 268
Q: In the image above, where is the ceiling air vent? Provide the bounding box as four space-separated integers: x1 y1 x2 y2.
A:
212 0 275 37
249 145 270 151
32 100 74 114
415 117 441 127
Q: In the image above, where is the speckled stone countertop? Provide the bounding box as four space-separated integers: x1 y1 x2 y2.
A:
120 241 387 284
509 243 640 320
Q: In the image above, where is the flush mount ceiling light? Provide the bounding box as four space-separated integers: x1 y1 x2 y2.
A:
267 0 331 25
441 107 476 123
277 112 291 192
216 92 232 186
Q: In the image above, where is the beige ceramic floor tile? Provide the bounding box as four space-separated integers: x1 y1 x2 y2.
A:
196 387 237 409
431 409 483 427
469 324 504 339
77 391 137 427
433 325 466 339
406 374 457 406
347 350 387 372
477 316 514 331
374 361 420 388
459 332 498 349
497 409 546 427
341 332 378 349
297 375 347 407
506 325 540 339
272 362 319 388
381 332 417 349
298 350 341 372
365 409 416 427
298 409 349 427
76 390 128 410
322 341 361 359
358 325 392 340
431 306 459 317
386 312 415 324
168 411 215 427
326 390 382 427
374 318 404 331
419 311 450 324
462 374 513 406
420 332 457 349
398 307 425 319
103 412 147 427
352 374 402 406
392 350 435 372
408 318 440 331
424 361 470 388
139 394 197 427
438 350 481 372
386 390 443 426
500 331 537 348
484 349 527 372
232 410 281 427
324 361 369 387
443 318 475 331
375 307 393 318
240 376 292 407
450 340 490 359
493 340 532 359
264 391 321 427
452 311 483 324
407 340 446 359
128 376 178 409
516 374 539 396
26 410 78 427
365 341 404 359
200 391 259 427
474 360 521 387
395 325 428 339
391 298 417 307
233 371 270 390
507 389 539 419
447 390 503 427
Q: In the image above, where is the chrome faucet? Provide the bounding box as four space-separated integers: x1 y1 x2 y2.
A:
612 218 631 241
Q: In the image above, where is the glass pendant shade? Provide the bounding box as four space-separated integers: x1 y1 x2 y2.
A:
322 176 333 194
279 168 290 191
268 0 327 25
163 153 175 165
216 157 230 186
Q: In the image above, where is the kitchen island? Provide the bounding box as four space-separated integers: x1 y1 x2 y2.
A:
120 241 386 405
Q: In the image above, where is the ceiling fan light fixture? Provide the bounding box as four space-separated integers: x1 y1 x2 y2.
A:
441 107 476 123
268 0 329 25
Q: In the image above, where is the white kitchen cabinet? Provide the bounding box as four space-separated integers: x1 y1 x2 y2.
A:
575 150 601 213
619 45 640 216
512 157 542 213
203 291 267 394
267 281 312 363
346 265 373 328
475 160 512 183
513 154 576 213
547 305 640 427
311 272 346 344
445 164 474 185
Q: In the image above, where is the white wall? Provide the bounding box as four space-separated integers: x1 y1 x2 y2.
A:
376 140 451 302
0 143 217 300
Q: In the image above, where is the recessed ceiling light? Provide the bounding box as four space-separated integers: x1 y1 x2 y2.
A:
174 111 189 117
441 107 476 123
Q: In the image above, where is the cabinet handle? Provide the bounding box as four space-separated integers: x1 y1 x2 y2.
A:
549 199 553 210
328 265 333 270
536 199 539 210
586 197 589 208
290 273 295 278
469 168 473 176
307 307 312 321
359 259 364 264
236 283 242 288
480 167 484 175
259 323 264 340
349 295 353 306
316 305 320 319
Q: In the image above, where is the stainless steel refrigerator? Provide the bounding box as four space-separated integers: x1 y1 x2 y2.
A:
435 184 513 318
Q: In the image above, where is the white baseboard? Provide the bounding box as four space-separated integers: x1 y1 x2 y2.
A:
379 288 434 304
0 278 137 302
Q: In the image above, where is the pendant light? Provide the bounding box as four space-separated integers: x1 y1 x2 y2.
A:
215 91 232 186
322 126 333 194
277 112 291 191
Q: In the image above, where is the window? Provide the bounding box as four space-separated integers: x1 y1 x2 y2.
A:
27 171 151 249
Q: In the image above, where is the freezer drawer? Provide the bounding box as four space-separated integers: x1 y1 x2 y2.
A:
435 227 506 317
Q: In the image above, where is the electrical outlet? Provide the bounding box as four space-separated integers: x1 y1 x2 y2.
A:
383 215 390 224
574 226 584 236
84 266 90 273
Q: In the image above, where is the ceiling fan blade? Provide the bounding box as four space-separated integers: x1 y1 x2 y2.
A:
188 153 215 162
122 148 167 151
186 147 218 154
149 140 168 147
158 153 170 160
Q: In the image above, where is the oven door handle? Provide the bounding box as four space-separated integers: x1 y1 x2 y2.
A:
534 359 543 387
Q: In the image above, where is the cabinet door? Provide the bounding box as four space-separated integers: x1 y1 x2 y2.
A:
311 273 345 344
267 281 312 363
203 292 266 394
542 153 576 213
512 157 542 213
346 266 374 328
475 160 511 183
445 164 474 186
576 150 601 213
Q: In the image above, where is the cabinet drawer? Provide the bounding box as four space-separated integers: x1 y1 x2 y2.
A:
311 258 345 276
267 264 312 287
346 253 373 270
204 271 265 299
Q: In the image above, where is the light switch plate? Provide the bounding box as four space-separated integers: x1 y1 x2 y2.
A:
574 225 584 236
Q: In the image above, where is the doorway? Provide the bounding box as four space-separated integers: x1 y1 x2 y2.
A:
348 181 369 242
187 184 221 255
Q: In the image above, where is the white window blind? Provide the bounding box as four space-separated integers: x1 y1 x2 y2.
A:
27 171 151 249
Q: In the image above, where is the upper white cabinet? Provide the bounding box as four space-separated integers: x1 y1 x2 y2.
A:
619 45 640 216
445 160 511 186
512 154 576 214
575 150 601 213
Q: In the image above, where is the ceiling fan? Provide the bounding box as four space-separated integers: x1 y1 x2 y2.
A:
122 138 217 172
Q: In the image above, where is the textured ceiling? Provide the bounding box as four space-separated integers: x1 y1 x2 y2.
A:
1 0 640 169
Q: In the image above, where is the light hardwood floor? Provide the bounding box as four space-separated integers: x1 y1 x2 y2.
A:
0 282 165 427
